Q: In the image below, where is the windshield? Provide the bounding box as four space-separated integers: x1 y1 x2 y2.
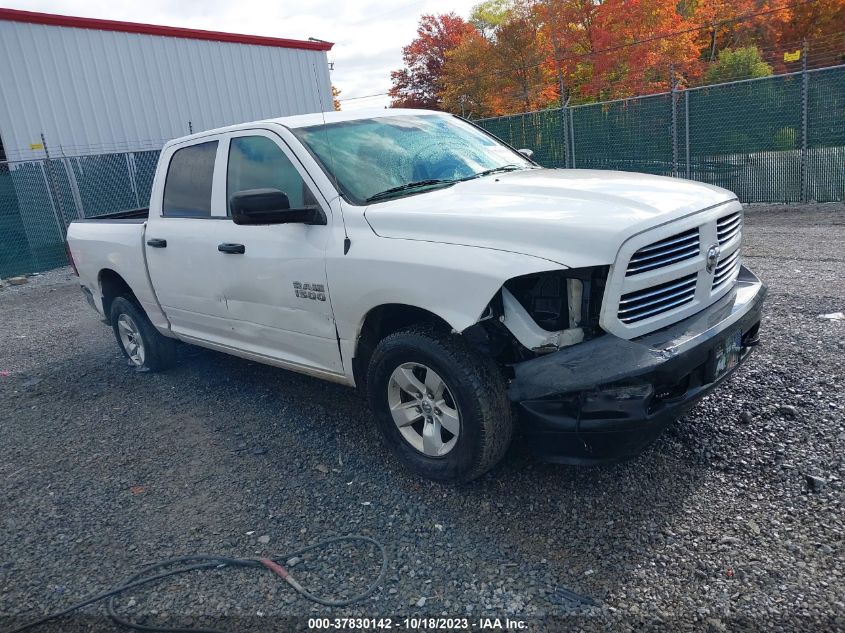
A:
291 114 535 204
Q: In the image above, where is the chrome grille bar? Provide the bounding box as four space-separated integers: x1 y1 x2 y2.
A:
717 212 742 244
626 228 699 276
712 249 741 288
618 273 697 323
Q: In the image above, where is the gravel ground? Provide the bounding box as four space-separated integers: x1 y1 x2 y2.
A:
1 204 843 632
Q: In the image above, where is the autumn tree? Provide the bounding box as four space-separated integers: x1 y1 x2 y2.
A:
332 85 341 111
778 0 845 42
705 46 773 83
588 0 702 98
774 0 845 70
489 10 551 112
389 13 476 108
687 0 762 63
470 0 512 39
535 0 602 104
395 0 845 116
441 31 497 117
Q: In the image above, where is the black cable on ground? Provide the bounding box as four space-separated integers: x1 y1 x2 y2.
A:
8 535 388 633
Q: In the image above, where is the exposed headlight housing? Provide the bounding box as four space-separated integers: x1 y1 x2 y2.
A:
503 266 608 337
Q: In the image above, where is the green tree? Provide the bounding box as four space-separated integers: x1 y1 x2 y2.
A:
470 0 512 39
705 46 773 84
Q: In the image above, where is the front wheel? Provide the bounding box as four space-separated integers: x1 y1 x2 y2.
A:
366 325 513 482
110 296 176 372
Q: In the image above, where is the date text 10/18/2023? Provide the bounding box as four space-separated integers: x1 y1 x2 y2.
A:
308 617 529 630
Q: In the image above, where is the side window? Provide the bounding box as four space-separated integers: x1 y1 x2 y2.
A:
227 136 315 214
162 141 217 217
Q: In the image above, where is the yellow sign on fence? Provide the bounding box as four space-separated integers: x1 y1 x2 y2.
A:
784 50 801 63
29 143 44 151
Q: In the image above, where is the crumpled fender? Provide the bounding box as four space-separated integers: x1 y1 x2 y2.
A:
327 227 567 344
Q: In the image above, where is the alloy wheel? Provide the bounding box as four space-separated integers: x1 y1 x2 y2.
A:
387 362 461 457
117 313 145 366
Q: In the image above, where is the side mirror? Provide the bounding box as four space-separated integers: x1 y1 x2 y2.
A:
230 188 324 225
518 148 534 159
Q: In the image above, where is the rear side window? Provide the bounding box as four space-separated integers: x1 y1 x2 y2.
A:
162 141 218 217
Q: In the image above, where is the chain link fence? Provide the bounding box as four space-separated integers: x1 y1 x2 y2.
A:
0 150 160 278
477 64 845 205
1 66 842 279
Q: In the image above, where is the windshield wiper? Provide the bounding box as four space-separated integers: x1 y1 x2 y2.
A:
365 179 455 202
460 164 526 181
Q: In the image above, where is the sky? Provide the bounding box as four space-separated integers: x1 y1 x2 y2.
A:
5 0 479 110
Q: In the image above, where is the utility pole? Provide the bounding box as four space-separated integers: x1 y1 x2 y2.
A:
709 25 717 62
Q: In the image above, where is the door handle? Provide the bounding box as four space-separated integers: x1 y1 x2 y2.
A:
218 243 245 254
146 238 167 248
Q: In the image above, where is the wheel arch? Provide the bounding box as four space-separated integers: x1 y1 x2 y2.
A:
98 268 136 324
352 303 455 389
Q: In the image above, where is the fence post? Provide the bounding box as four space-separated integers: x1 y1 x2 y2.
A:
560 105 569 169
60 150 85 220
685 91 691 179
799 39 809 203
568 107 576 167
40 132 68 232
126 152 141 208
670 67 679 178
37 162 67 248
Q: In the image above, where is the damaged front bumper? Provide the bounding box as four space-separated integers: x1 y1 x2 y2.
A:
509 265 767 464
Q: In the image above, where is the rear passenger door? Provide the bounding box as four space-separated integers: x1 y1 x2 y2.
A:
214 130 342 375
146 139 231 343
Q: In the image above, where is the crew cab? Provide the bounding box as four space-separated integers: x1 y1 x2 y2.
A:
67 109 766 482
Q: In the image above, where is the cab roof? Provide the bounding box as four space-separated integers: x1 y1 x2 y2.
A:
268 108 444 129
164 109 449 148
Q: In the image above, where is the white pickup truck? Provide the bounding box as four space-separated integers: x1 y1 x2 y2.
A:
67 108 766 482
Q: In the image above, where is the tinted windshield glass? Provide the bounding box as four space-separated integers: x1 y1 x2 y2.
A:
292 114 533 204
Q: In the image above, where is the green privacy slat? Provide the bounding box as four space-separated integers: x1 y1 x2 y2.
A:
0 149 161 277
478 109 568 168
476 66 845 204
1 67 843 281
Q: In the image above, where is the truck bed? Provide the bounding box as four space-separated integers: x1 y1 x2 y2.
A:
66 210 170 331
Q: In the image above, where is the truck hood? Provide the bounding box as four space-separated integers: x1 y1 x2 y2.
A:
363 169 737 268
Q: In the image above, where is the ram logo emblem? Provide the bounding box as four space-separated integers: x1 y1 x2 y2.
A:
293 281 326 301
705 244 721 274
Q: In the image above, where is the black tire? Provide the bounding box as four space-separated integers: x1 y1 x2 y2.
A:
366 324 513 482
110 296 176 372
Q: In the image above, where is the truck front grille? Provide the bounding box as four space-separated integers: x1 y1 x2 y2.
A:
717 212 742 244
626 228 699 276
618 273 697 323
603 206 744 339
712 245 741 289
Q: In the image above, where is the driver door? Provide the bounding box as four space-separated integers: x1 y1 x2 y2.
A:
214 130 342 376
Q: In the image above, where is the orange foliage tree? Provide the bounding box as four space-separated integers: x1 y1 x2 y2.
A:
534 0 602 104
391 0 845 116
389 13 476 108
440 31 497 117
587 0 702 98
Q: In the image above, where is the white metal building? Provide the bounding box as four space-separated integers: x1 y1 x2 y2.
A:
0 8 334 161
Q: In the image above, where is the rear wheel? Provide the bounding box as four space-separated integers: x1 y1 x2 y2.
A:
110 296 176 372
367 325 513 482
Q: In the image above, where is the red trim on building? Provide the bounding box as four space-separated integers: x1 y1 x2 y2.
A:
0 7 334 51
